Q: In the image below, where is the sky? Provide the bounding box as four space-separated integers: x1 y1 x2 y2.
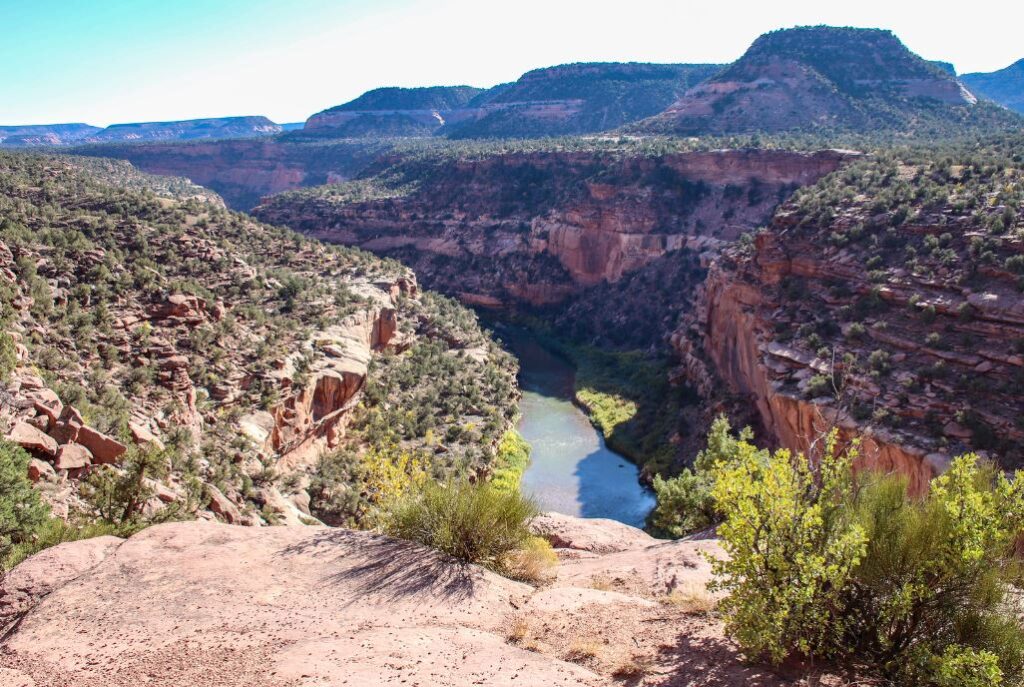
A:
2 0 1022 127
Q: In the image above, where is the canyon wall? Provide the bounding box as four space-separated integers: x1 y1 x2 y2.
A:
255 149 855 306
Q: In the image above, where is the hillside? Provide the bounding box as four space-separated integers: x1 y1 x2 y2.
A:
304 86 486 137
673 136 1024 487
636 26 1018 135
0 152 517 529
962 59 1024 113
446 62 722 138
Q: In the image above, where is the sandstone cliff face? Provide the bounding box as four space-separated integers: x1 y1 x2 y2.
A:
256 149 854 306
674 257 942 494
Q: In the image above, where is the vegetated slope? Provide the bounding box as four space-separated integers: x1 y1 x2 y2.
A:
674 136 1024 489
0 124 102 147
304 86 486 137
253 146 853 306
0 514 824 687
636 26 1019 136
962 59 1024 113
446 62 722 138
0 152 517 527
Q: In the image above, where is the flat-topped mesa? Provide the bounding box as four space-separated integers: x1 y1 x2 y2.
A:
304 86 486 137
445 62 722 138
255 148 856 306
635 26 1003 136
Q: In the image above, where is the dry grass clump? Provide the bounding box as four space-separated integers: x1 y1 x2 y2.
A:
662 581 717 614
503 536 558 583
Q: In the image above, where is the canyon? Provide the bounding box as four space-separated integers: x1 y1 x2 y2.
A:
255 148 855 306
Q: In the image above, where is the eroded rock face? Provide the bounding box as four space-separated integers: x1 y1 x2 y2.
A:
256 149 855 306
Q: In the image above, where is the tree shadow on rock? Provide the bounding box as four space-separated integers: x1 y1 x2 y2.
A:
276 528 480 603
654 633 814 687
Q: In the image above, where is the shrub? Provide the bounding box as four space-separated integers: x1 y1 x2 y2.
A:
80 445 179 526
649 416 760 537
2 518 125 572
709 432 865 664
0 441 50 567
0 331 16 381
382 479 539 575
490 430 531 493
709 431 1024 686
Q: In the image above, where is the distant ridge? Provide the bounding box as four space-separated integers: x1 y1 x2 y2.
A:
634 26 1014 135
962 59 1024 113
446 62 722 138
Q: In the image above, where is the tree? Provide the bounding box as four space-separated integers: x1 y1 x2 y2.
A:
0 440 50 565
649 416 762 537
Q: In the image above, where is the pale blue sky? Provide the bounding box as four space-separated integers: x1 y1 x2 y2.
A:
2 0 1022 126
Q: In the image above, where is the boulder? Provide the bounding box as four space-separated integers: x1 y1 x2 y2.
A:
207 485 242 524
27 458 55 483
531 512 656 554
30 388 63 426
76 426 127 465
53 443 93 471
6 422 57 457
129 421 165 451
49 405 84 444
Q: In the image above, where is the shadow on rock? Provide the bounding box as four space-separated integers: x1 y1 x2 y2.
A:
276 528 480 602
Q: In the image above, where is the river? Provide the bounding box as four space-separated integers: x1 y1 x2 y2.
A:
496 327 656 528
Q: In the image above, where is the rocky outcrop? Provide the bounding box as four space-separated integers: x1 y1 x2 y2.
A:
256 148 855 306
0 517 809 687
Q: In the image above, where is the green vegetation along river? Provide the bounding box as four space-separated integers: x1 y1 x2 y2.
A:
497 326 655 528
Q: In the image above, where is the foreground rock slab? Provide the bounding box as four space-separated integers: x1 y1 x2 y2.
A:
0 517 817 686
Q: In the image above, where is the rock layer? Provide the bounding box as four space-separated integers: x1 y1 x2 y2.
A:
256 148 854 305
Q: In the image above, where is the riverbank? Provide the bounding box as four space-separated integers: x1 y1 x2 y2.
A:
485 313 695 481
500 326 656 526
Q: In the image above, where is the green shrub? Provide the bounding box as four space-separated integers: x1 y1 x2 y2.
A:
709 432 865 664
1 518 126 572
0 331 16 381
0 441 50 567
649 416 758 537
838 458 1024 685
708 428 1024 686
490 430 531 493
382 479 539 575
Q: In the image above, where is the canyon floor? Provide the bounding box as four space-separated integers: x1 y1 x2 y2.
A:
0 514 834 687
